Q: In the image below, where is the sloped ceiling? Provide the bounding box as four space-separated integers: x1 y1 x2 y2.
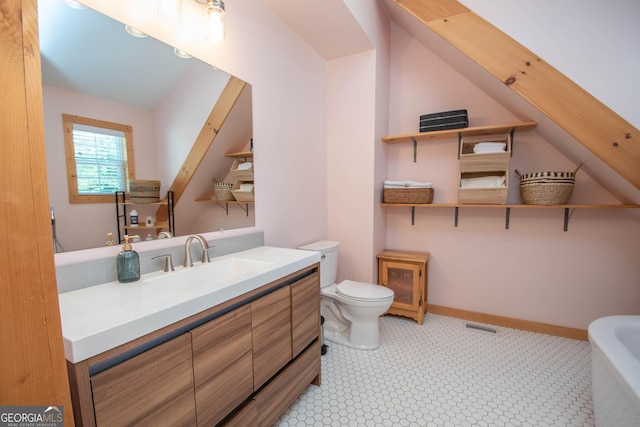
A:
262 0 640 204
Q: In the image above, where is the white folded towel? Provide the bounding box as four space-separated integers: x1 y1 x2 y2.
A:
236 161 253 170
473 142 506 154
384 180 433 189
460 175 505 188
239 183 254 191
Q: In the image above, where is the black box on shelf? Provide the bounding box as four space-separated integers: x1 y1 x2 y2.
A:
419 109 468 132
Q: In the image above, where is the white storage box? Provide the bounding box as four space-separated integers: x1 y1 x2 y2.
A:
458 171 508 204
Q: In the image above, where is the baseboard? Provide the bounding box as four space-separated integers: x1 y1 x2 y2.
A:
427 304 588 341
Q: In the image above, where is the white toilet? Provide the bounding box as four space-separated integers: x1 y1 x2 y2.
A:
298 241 394 350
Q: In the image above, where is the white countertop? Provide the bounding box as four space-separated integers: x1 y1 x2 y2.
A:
59 246 321 363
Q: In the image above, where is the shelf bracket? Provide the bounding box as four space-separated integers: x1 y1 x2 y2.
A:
509 127 516 157
409 206 415 225
505 207 511 229
454 206 459 227
238 203 249 216
457 132 462 159
563 208 576 232
216 202 230 215
411 137 417 162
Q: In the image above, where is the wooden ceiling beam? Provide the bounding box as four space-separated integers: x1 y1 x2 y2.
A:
393 0 640 191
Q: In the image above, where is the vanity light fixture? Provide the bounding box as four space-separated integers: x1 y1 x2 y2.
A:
125 25 149 38
158 0 181 17
62 0 87 9
196 0 225 44
174 48 192 59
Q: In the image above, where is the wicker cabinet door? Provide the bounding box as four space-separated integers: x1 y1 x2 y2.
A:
381 260 421 307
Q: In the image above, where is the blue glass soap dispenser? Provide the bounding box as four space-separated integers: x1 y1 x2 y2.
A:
117 235 140 283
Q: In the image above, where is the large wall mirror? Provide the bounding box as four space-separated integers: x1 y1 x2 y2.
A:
39 0 255 253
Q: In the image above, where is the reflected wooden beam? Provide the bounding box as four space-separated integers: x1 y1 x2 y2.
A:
393 0 640 190
155 76 247 225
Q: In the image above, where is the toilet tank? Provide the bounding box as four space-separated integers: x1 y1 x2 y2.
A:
298 241 339 288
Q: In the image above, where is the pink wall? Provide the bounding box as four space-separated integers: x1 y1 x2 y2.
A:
385 23 640 329
69 0 639 330
43 86 157 251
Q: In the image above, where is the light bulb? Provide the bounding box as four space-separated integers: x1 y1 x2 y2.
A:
158 0 181 17
206 0 225 44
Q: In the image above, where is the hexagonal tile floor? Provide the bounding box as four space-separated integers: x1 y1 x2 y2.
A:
276 313 594 426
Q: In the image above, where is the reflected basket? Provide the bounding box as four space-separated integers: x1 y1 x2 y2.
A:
213 182 235 202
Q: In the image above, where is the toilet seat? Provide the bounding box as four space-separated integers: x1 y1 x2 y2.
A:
336 280 394 302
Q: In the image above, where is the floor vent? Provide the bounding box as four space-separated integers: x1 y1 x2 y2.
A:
465 323 497 334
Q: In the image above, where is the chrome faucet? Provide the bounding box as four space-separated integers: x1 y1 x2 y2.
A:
183 235 210 267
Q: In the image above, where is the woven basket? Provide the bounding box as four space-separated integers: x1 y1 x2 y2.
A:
213 182 235 202
516 165 581 205
384 187 434 204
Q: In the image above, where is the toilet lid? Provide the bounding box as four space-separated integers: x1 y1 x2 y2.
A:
336 280 394 301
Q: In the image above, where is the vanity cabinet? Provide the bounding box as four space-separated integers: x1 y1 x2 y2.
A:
191 305 253 426
251 286 292 390
66 264 321 427
91 334 196 426
378 250 430 325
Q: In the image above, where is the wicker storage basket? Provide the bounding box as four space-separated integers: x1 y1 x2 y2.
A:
516 165 581 205
129 179 161 203
384 187 434 204
213 182 235 201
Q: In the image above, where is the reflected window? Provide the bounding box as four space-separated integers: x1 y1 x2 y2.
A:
62 114 135 203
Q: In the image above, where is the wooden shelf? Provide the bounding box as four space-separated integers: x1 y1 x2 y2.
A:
382 203 640 231
224 151 253 158
381 121 537 144
381 203 640 209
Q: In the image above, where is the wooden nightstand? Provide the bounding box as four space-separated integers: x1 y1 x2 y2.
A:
377 250 430 325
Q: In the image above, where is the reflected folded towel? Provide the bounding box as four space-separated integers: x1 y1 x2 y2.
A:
384 180 433 189
236 161 253 170
238 183 254 191
473 142 506 154
460 176 505 188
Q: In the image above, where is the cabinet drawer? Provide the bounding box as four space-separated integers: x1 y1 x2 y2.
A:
291 272 320 357
91 333 196 427
254 340 321 426
251 286 292 390
191 305 253 426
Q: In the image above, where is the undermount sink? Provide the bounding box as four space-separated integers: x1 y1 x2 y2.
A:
144 257 273 288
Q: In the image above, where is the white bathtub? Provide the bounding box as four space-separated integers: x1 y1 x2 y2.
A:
588 315 640 427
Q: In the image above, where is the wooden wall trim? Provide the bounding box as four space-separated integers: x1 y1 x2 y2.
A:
393 0 640 191
428 304 588 341
0 0 74 422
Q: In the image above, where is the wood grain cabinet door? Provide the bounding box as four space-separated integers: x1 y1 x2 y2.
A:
291 272 320 357
91 333 196 426
381 260 422 308
251 286 292 390
191 304 254 426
